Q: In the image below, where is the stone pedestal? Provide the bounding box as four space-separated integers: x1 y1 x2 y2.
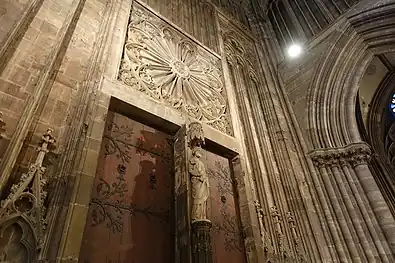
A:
191 219 213 263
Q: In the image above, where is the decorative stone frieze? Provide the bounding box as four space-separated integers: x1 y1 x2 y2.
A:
0 128 56 261
119 4 232 135
309 142 372 168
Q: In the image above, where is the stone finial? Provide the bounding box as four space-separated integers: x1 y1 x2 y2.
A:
0 112 6 139
36 128 56 167
39 128 56 150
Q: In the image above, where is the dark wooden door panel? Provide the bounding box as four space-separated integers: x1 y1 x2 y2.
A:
79 111 174 263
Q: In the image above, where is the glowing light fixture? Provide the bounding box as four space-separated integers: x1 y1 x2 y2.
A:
287 44 302 58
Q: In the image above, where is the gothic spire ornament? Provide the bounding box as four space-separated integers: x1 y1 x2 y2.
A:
0 128 56 251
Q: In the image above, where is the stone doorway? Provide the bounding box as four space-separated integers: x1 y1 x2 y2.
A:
78 110 174 263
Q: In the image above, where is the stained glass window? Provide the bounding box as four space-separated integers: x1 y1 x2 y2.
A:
389 93 395 115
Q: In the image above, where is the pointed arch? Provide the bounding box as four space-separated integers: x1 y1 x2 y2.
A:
307 2 395 149
0 214 38 262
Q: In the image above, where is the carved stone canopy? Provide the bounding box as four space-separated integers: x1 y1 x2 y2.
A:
188 122 205 148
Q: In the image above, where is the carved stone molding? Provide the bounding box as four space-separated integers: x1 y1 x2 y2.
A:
309 142 372 168
0 128 56 261
270 206 290 258
191 220 213 263
254 200 273 254
286 212 305 262
119 4 232 135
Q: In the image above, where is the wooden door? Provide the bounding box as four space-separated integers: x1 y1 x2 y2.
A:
79 111 174 263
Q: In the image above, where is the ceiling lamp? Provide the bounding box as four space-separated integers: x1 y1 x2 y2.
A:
287 44 302 58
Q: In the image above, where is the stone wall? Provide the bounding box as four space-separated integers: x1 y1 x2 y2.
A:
0 0 110 260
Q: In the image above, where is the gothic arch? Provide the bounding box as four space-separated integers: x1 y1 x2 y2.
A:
367 72 395 160
0 214 38 262
304 2 395 259
307 2 395 149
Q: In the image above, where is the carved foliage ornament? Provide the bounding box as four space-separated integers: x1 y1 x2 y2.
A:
119 5 232 135
309 143 372 168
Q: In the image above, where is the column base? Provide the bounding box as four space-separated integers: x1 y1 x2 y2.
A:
191 219 213 263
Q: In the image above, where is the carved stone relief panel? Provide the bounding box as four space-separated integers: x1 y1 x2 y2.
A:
221 25 259 77
118 2 233 136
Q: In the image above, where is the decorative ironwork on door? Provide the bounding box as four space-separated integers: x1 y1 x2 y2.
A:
206 151 247 263
79 111 174 263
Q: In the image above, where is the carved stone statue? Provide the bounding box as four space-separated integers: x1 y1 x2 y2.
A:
189 147 209 221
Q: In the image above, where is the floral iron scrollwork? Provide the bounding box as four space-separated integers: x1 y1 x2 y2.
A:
89 119 172 234
209 160 245 253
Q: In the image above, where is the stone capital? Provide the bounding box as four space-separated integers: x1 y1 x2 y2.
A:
309 142 372 168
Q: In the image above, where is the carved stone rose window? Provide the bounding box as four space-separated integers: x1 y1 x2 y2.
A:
118 5 232 135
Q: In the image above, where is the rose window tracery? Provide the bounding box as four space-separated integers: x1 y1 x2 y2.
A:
118 5 232 135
